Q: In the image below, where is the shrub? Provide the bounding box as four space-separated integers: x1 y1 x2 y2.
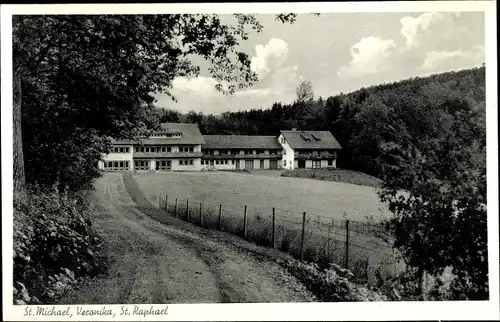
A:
13 185 105 304
281 260 388 302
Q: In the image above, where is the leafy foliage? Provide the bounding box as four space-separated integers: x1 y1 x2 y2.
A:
282 260 388 302
379 94 487 300
13 186 104 304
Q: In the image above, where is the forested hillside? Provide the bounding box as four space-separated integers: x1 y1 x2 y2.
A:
158 66 486 179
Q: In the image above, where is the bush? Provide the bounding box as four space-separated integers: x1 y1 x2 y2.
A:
13 185 105 305
281 260 388 302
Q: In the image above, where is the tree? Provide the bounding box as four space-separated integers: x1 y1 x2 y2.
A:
13 66 28 206
292 80 315 128
13 14 299 191
296 80 314 103
379 97 487 300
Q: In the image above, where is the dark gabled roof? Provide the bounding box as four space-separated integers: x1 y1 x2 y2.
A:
202 135 282 150
111 123 205 145
158 123 205 144
280 130 342 150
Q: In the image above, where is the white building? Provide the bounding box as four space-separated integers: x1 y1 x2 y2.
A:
278 129 342 170
98 123 205 172
98 124 342 172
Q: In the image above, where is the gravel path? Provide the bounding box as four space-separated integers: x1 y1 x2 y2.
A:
62 173 314 304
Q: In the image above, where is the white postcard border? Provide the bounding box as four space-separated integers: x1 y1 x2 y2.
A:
1 2 498 321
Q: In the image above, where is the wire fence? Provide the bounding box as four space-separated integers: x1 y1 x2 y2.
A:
159 193 405 285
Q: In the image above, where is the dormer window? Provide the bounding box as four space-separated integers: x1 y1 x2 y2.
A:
149 130 183 139
311 134 321 141
300 133 310 142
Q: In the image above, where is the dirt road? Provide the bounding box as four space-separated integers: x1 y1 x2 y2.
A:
62 173 314 304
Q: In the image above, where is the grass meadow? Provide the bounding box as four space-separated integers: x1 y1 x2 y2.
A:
132 171 405 285
133 171 391 221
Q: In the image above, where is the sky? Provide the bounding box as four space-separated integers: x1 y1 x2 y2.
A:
155 12 485 115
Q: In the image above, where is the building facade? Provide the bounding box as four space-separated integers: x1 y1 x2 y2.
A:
201 135 283 170
278 129 342 170
98 123 205 172
99 124 342 172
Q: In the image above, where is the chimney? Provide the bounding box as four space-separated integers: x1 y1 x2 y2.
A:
292 128 297 132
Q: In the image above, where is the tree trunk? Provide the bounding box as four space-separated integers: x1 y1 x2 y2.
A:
419 267 427 300
13 67 28 207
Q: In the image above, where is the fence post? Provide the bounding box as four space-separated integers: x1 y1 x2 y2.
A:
199 202 203 227
272 207 276 249
243 205 247 238
218 204 222 230
345 219 350 269
186 200 190 222
174 198 178 217
165 194 168 213
300 212 306 262
326 218 333 258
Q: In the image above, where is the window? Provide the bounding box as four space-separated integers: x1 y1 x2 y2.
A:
167 147 171 152
232 160 235 165
216 160 219 165
151 147 156 153
189 160 193 165
145 147 150 153
161 147 166 153
134 160 149 171
284 149 286 155
189 147 194 152
284 160 287 166
140 147 145 152
135 147 139 152
328 160 333 166
156 160 171 171
119 147 124 153
119 161 124 168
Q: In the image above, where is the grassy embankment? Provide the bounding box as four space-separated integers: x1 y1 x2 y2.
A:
281 169 383 188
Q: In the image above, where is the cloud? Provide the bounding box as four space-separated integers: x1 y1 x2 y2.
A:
250 38 290 79
163 38 300 113
337 36 396 78
400 12 442 49
170 38 297 100
171 76 219 95
400 12 470 52
338 12 483 81
421 46 485 71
